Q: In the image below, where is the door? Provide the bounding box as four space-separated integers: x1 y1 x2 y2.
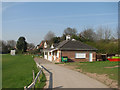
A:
48 52 52 61
44 52 48 59
89 53 93 62
54 52 56 60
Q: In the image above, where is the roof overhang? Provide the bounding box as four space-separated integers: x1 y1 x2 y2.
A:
50 48 58 52
43 48 59 52
60 48 98 51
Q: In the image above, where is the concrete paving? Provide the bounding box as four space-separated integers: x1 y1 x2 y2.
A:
34 58 109 88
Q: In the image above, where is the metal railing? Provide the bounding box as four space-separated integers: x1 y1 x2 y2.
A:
24 62 53 90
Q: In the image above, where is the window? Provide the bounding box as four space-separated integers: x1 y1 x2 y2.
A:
45 52 47 55
53 51 57 56
75 53 86 58
49 52 51 55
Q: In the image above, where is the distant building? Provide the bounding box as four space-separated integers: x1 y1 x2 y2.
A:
35 40 48 53
10 50 16 55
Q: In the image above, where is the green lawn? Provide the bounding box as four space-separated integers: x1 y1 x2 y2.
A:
64 61 118 81
0 54 2 89
2 54 46 88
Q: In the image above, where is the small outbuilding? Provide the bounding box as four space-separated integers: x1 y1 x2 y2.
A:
10 50 16 55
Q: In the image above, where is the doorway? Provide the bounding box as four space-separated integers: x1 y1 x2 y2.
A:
89 53 93 62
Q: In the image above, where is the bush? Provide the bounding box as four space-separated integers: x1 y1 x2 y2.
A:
85 41 118 54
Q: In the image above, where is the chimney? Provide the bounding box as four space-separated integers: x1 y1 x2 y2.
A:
66 35 71 40
51 44 54 49
44 42 47 48
72 39 76 41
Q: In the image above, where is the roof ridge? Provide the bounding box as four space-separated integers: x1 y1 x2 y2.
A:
74 40 97 49
79 41 97 50
59 40 70 48
59 40 97 50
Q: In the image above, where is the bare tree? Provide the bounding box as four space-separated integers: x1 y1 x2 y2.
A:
104 27 111 40
1 40 9 53
118 27 120 39
44 31 55 40
27 43 35 49
110 27 118 40
96 26 104 40
63 27 77 36
0 40 2 53
0 40 2 47
7 40 16 48
96 26 112 40
81 28 97 41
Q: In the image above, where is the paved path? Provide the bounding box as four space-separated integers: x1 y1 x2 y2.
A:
34 58 109 88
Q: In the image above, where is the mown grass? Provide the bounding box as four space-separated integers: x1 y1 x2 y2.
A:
2 54 46 88
64 61 118 81
0 54 2 89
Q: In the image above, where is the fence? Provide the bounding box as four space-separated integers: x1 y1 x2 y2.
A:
24 62 52 90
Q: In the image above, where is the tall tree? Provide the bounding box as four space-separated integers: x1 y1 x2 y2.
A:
44 31 55 41
63 27 77 36
51 37 61 43
104 27 111 40
7 40 16 50
0 40 9 54
16 37 27 53
71 34 80 41
60 34 66 41
96 26 104 40
27 43 35 49
80 28 97 41
118 26 120 39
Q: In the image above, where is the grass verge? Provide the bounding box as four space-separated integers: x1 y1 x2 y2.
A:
62 61 118 81
35 71 46 88
2 54 46 88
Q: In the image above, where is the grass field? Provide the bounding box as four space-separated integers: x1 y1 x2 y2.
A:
0 54 2 89
2 54 46 88
63 61 118 81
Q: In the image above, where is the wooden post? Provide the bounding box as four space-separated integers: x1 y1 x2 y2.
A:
24 86 27 90
38 69 41 83
33 70 35 82
34 81 35 90
38 76 40 83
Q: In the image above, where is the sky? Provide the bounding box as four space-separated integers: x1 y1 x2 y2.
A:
2 2 118 45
